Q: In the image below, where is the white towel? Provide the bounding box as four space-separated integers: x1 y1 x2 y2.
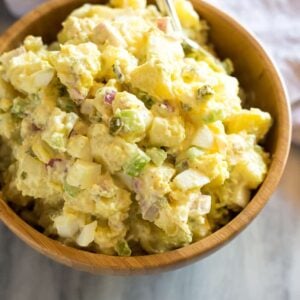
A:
210 0 300 103
4 0 45 17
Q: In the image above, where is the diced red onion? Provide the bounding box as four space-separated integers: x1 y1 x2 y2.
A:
104 90 116 105
156 17 168 33
46 158 62 168
31 123 41 131
161 100 174 112
133 179 141 192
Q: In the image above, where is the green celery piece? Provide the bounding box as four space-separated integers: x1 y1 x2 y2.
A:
202 110 224 123
115 240 132 256
146 148 167 166
118 109 144 133
182 41 225 73
186 147 204 160
11 95 40 118
123 150 150 177
63 181 81 197
11 97 30 118
49 134 65 150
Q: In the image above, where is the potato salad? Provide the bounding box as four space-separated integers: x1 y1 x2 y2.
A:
0 0 272 255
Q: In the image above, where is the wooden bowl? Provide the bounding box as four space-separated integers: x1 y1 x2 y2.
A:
0 0 291 275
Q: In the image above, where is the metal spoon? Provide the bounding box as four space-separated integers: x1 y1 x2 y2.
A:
155 0 225 73
156 0 299 147
156 0 201 50
292 100 300 147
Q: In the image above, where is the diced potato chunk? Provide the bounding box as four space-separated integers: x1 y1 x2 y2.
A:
66 159 101 189
149 116 185 147
189 153 229 187
89 124 132 172
0 47 54 94
130 61 174 100
233 148 268 189
224 108 272 140
32 138 55 163
50 43 101 102
146 32 184 67
42 108 78 152
15 153 58 200
67 135 92 160
99 45 137 81
92 22 126 47
58 16 98 44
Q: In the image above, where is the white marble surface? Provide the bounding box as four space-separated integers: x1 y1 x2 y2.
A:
0 1 300 300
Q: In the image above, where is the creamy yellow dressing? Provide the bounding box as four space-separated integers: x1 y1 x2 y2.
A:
0 0 272 255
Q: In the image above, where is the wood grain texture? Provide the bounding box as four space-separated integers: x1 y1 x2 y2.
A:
0 0 291 275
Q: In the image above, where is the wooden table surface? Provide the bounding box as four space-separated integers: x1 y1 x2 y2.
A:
0 1 299 299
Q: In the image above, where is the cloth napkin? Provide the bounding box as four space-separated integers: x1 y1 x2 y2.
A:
4 0 45 17
210 0 300 104
4 0 300 103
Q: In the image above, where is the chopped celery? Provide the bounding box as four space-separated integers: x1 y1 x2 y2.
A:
11 95 40 118
63 181 81 197
115 240 131 256
11 97 30 118
175 147 203 171
146 147 167 166
202 109 224 123
175 160 189 172
117 109 144 133
186 147 204 160
48 133 65 150
123 150 150 177
182 41 225 73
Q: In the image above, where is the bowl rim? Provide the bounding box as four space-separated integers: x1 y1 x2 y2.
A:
0 0 291 274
